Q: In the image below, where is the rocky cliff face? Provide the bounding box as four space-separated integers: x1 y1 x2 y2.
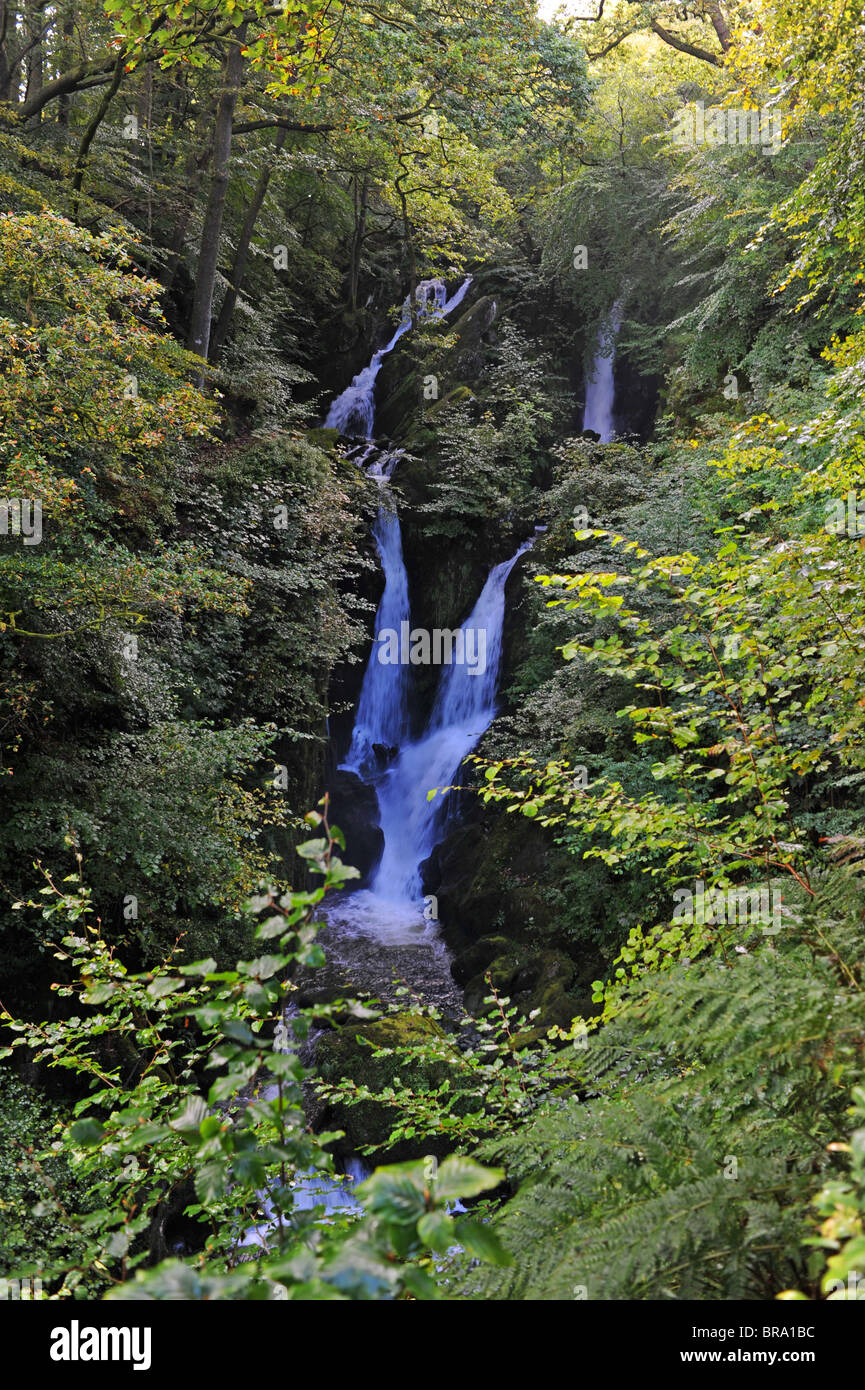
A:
319 282 657 1030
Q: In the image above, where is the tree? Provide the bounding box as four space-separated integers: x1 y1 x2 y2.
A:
563 0 738 67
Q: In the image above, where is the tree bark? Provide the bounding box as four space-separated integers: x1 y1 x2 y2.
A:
704 1 732 52
159 146 209 293
395 153 418 320
24 0 44 121
210 124 287 363
650 18 724 66
70 52 125 222
348 172 370 313
0 1 20 103
186 31 245 363
57 11 75 128
19 54 118 121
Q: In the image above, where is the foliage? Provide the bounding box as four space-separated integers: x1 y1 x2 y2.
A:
783 1088 865 1301
3 0 865 1309
416 321 567 538
314 978 592 1153
440 863 865 1300
0 814 508 1300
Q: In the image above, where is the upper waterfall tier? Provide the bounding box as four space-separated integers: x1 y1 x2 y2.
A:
583 301 623 442
324 276 472 438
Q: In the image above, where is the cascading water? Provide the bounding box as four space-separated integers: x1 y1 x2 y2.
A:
371 540 532 904
333 279 470 779
247 277 507 1223
342 501 411 777
324 274 530 945
583 300 623 442
325 278 471 438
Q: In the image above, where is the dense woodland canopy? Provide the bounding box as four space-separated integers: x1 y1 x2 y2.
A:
1 0 865 1306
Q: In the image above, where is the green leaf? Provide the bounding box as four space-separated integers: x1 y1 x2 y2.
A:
82 982 118 1005
401 1265 440 1300
356 1163 428 1225
454 1218 512 1266
417 1210 455 1254
179 958 218 976
194 1159 227 1206
169 1095 209 1134
69 1119 105 1147
435 1157 504 1200
146 975 184 999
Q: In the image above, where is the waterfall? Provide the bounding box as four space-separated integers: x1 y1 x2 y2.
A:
325 277 471 439
583 301 623 442
334 278 470 777
441 277 473 317
326 273 529 939
370 539 532 903
342 503 412 777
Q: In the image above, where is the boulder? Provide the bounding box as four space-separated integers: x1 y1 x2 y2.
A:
313 1013 450 1160
458 939 584 1031
326 768 384 882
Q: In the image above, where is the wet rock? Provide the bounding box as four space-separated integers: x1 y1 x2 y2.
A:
326 769 384 882
449 294 499 380
313 1013 451 1161
458 940 583 1030
450 934 513 986
375 293 498 439
371 741 398 766
148 1178 204 1261
420 823 486 932
424 814 609 1025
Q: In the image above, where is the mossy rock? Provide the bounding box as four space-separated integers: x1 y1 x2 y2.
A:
304 426 340 450
376 372 423 438
314 1013 448 1159
451 934 514 986
460 942 584 1031
431 815 562 953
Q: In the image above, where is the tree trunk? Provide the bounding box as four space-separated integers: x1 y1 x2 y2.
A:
24 0 43 121
348 172 369 313
57 11 75 128
186 31 245 363
160 118 213 293
19 54 118 122
0 1 20 104
210 124 287 363
705 1 731 52
70 52 124 222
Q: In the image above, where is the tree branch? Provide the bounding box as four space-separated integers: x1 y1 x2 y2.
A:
650 18 724 66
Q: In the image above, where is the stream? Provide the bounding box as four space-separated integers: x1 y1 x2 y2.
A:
280 282 620 1206
315 276 530 1002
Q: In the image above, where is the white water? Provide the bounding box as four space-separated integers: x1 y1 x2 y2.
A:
333 279 471 780
370 540 532 903
325 277 471 438
343 505 412 777
583 301 623 442
324 276 532 940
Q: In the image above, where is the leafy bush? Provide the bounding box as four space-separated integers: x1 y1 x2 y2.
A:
0 811 508 1300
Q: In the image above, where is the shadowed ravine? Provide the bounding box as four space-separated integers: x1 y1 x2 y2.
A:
314 280 619 1007
314 283 535 1013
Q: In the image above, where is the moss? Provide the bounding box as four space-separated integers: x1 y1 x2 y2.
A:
304 426 340 450
461 941 587 1030
314 1013 447 1158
